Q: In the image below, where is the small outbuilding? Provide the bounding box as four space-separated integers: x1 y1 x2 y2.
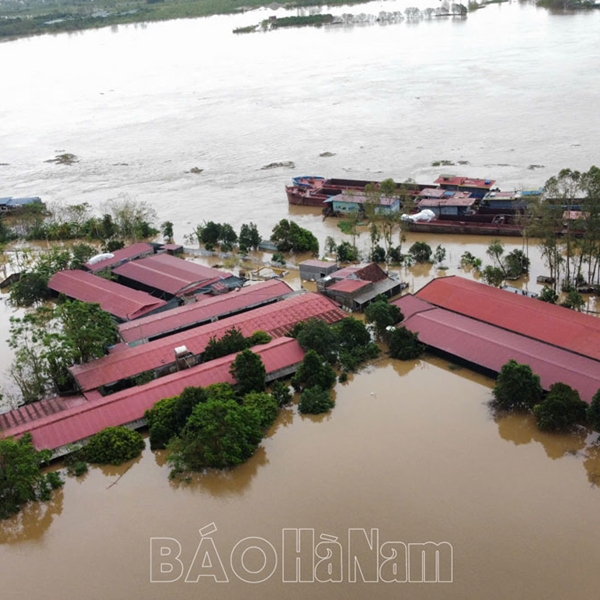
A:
299 259 339 282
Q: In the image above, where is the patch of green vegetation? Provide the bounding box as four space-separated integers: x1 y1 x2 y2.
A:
45 152 79 165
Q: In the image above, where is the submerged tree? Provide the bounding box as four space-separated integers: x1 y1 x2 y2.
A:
492 359 543 412
0 434 61 520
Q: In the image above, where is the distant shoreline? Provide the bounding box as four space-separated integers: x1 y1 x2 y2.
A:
0 0 375 41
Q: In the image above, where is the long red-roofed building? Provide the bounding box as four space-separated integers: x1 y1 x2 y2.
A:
118 279 294 345
0 337 305 453
48 269 168 321
113 253 229 298
70 292 345 392
415 276 600 362
84 242 154 273
393 294 600 403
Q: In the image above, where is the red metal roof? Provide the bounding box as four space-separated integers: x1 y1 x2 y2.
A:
118 279 294 344
84 242 154 272
395 296 600 403
1 337 304 450
48 270 168 321
301 259 337 268
416 276 600 361
71 292 345 391
0 395 87 432
328 279 370 293
113 253 229 296
434 175 496 189
330 263 387 283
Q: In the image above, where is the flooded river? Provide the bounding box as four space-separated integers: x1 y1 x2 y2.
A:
2 2 600 597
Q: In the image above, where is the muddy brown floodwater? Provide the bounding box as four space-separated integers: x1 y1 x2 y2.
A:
2 1 600 597
2 358 600 599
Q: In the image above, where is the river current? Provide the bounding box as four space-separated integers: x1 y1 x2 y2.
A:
1 2 600 598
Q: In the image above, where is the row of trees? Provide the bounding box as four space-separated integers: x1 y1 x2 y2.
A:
492 359 600 433
523 166 600 292
7 300 118 404
145 349 289 474
190 218 319 256
1 197 159 245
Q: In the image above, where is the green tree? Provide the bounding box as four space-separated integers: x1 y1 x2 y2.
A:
239 222 262 253
481 265 505 287
243 392 279 429
504 249 530 279
365 297 403 336
433 244 447 266
293 318 339 363
102 238 125 253
486 239 506 276
587 389 600 432
200 221 222 250
325 236 337 255
371 245 386 263
230 349 267 396
408 241 432 263
336 317 371 348
83 426 145 465
336 241 359 263
270 381 292 407
70 243 97 270
161 221 174 244
0 434 58 520
168 399 262 471
55 300 118 363
533 383 587 432
291 350 337 391
492 359 543 412
219 223 238 252
538 286 558 304
105 197 158 242
271 219 319 255
460 251 482 271
335 317 379 372
145 396 179 450
298 386 334 415
561 289 585 311
8 271 50 307
388 326 424 360
203 327 248 361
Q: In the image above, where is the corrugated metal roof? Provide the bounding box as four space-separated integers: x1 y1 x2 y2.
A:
434 176 496 188
395 295 600 403
113 253 229 296
418 194 475 208
0 395 87 432
300 259 337 268
328 279 370 293
84 242 154 272
48 270 168 321
416 276 600 362
71 292 344 391
329 263 387 283
2 338 304 451
118 279 294 344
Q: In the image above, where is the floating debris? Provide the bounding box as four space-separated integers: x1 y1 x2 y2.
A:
45 152 79 165
261 161 295 170
527 164 545 170
319 152 335 157
188 167 204 174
